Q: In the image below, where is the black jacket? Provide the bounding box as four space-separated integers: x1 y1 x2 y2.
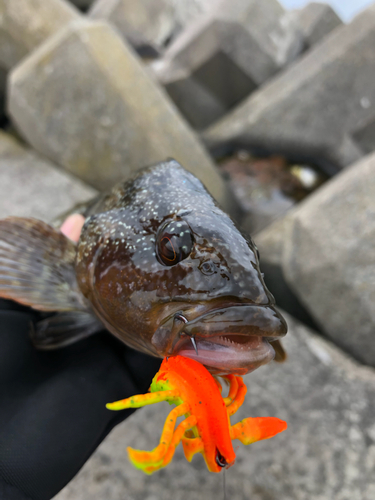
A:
0 299 161 500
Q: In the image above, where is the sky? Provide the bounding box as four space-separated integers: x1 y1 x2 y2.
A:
279 0 373 22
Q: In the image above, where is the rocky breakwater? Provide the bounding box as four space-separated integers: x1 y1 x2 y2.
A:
256 152 375 368
203 4 375 169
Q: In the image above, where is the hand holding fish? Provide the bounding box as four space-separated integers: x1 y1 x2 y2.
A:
107 355 287 474
0 214 161 500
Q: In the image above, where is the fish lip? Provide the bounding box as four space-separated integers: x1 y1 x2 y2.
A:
166 303 287 375
175 334 276 376
172 303 287 345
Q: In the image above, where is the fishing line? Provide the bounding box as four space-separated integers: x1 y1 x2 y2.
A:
223 468 227 500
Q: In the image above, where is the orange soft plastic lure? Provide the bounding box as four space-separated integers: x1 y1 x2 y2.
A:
107 355 287 474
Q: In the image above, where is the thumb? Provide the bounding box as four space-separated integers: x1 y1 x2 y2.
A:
60 214 85 243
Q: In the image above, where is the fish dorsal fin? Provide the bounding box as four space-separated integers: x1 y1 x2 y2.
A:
0 217 87 312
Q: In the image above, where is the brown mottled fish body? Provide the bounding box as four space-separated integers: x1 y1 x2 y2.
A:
0 160 287 375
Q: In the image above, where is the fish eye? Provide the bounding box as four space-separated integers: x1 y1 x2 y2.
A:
156 220 193 266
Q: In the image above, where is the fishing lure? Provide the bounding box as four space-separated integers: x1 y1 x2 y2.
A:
107 355 287 474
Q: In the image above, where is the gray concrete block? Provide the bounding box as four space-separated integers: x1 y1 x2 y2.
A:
68 0 94 9
253 214 293 267
0 0 80 70
152 0 303 129
54 312 375 500
0 65 7 120
8 20 234 213
0 131 97 222
281 152 375 367
89 0 174 54
167 0 218 36
88 0 218 52
246 209 320 331
351 108 375 155
203 5 375 169
293 2 342 49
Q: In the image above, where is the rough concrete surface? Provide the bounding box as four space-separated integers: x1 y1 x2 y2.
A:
69 0 94 9
54 312 375 500
292 2 342 49
89 0 174 53
281 151 375 367
89 0 222 54
0 0 80 70
253 214 294 267
167 0 218 34
203 4 375 168
8 19 234 214
0 66 7 119
0 130 96 222
153 0 302 129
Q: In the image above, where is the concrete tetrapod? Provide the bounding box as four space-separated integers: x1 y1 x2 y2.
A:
203 4 375 168
8 19 235 214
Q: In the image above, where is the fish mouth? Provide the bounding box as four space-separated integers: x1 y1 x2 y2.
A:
152 304 287 376
176 333 275 376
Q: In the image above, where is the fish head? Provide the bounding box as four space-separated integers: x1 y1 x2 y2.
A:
75 162 287 375
148 207 287 375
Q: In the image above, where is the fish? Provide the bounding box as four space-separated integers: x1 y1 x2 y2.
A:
0 159 287 375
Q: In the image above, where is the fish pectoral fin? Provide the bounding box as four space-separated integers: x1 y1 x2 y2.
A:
0 217 87 312
32 311 103 350
272 339 287 363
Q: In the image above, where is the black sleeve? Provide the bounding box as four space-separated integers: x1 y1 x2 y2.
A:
0 479 33 500
0 300 161 500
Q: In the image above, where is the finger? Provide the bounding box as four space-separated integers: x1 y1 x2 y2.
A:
60 214 85 242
